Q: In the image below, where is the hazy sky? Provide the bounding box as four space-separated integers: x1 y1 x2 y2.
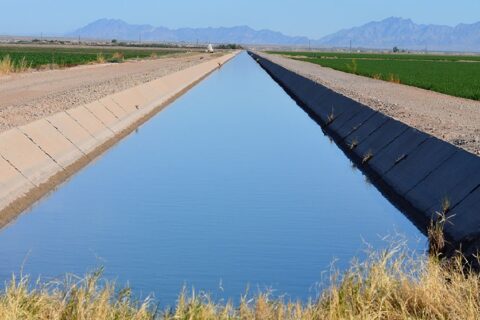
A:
1 0 479 38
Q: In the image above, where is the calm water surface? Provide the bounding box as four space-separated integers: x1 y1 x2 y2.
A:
0 52 424 304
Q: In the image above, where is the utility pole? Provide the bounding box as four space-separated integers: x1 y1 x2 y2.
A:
349 40 352 52
139 33 142 44
309 40 311 51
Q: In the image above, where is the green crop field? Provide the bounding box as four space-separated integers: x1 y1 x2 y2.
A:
269 51 480 100
0 45 180 71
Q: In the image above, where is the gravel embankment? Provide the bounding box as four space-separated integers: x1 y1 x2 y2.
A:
259 52 480 155
0 52 224 132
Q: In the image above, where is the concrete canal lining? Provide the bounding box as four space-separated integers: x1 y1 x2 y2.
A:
0 52 237 227
249 51 480 256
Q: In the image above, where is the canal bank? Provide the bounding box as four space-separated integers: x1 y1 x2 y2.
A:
249 51 480 257
0 52 238 228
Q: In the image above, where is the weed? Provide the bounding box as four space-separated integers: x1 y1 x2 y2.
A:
110 52 125 63
388 73 401 83
362 150 373 164
346 58 358 74
96 52 106 63
16 56 30 72
326 106 336 125
0 55 14 74
349 138 359 150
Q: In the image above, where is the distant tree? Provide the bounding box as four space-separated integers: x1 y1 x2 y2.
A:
393 46 400 53
111 39 118 44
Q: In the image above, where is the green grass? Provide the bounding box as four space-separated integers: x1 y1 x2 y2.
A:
0 46 181 70
269 51 480 100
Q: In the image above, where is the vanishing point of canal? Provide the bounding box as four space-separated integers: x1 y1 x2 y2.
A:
0 52 424 304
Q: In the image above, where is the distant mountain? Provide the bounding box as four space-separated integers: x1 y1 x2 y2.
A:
68 18 480 51
68 19 309 45
314 17 480 51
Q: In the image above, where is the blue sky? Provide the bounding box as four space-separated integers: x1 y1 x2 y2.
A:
1 0 479 38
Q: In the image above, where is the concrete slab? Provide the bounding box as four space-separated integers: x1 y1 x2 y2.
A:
99 97 127 119
111 89 144 113
66 105 113 143
368 128 430 175
332 108 377 139
0 155 34 210
405 150 480 213
0 128 62 186
84 101 118 128
46 112 97 154
302 84 330 107
19 118 84 169
136 81 166 102
445 187 480 242
314 93 361 124
346 113 390 153
382 137 458 196
355 118 409 160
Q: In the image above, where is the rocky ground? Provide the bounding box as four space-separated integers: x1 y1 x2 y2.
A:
0 52 223 132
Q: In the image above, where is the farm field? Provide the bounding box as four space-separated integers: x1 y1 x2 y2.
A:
270 51 480 100
0 45 181 72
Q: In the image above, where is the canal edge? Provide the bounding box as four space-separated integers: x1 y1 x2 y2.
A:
0 51 240 229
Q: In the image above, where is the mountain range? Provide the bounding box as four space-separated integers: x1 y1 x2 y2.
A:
68 17 480 52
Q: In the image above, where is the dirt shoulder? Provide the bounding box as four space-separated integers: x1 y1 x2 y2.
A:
0 52 224 132
259 52 480 155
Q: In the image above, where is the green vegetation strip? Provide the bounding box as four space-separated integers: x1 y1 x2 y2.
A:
270 51 480 100
0 46 180 71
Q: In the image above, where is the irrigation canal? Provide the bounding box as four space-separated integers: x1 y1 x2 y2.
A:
0 52 424 305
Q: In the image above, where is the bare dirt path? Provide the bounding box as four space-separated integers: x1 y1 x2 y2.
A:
0 52 223 132
260 52 480 155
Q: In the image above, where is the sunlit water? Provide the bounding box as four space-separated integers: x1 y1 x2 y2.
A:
0 52 424 305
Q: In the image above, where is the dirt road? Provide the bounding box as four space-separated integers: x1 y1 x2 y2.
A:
0 52 223 132
261 52 480 155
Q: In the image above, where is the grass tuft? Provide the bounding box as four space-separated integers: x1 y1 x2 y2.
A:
388 73 401 84
96 52 106 64
362 150 373 164
326 106 336 125
110 52 125 63
0 55 14 74
349 138 359 150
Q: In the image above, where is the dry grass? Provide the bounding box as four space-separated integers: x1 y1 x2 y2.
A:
349 138 359 150
326 107 336 125
2 216 480 319
96 53 106 64
388 73 401 84
362 150 373 164
0 55 31 74
0 55 14 74
2 243 480 319
111 52 125 63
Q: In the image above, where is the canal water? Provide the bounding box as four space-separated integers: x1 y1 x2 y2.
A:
0 52 424 304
